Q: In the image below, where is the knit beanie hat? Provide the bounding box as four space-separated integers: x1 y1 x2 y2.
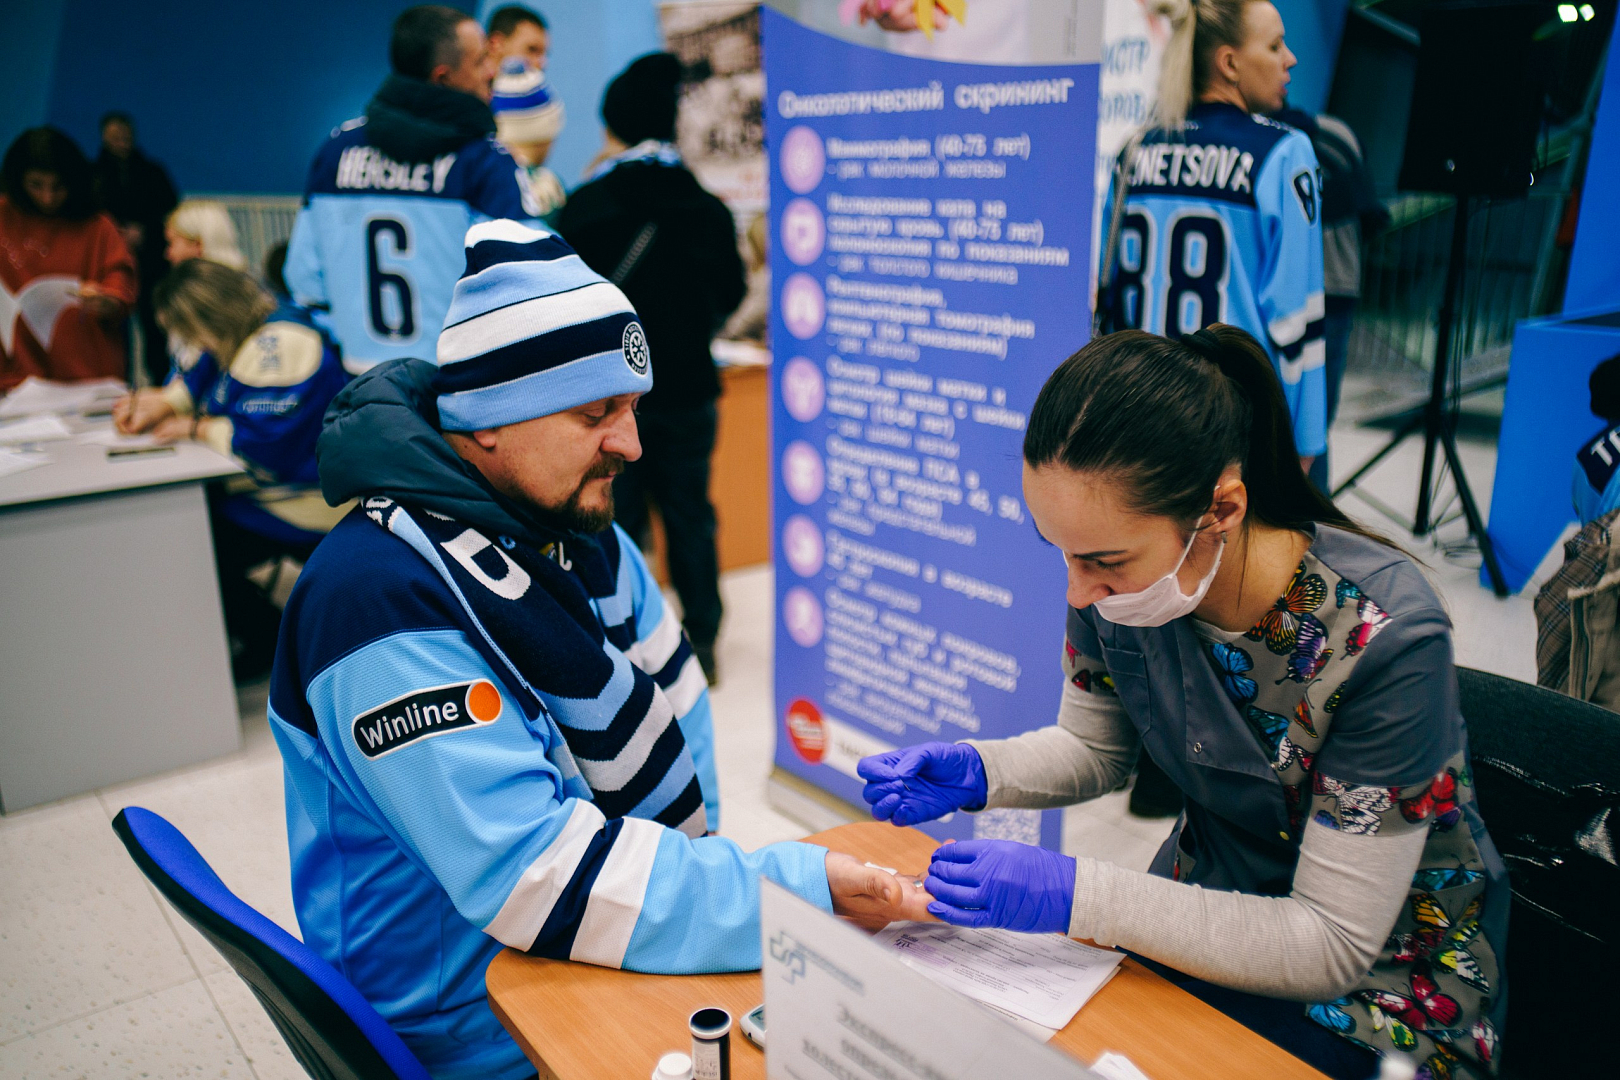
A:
491 58 566 145
601 52 682 145
433 220 652 431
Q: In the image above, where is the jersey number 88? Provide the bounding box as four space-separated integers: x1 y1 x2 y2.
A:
1115 210 1229 336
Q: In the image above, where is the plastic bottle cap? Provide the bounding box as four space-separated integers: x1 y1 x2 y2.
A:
652 1050 693 1080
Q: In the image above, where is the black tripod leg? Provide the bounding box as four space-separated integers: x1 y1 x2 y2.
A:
1331 411 1426 499
1438 429 1510 597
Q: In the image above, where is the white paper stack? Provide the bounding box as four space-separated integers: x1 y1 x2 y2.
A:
873 922 1124 1031
0 376 126 419
0 413 75 445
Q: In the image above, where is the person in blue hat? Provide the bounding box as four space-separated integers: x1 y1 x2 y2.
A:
268 219 922 1080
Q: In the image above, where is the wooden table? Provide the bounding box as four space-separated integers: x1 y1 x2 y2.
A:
487 822 1328 1080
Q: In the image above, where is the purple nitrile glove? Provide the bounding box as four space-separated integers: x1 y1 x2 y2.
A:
857 742 987 827
924 838 1077 934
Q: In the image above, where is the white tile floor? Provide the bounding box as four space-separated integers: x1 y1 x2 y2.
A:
0 415 1540 1080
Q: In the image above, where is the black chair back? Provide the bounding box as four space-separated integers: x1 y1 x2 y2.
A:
1457 667 1619 1078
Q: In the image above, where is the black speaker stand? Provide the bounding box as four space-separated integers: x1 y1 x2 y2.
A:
1333 196 1510 597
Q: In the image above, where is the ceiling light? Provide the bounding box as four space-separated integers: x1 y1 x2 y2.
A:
1558 3 1578 20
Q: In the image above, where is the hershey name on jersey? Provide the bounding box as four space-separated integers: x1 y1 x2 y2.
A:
1128 142 1255 195
335 146 457 194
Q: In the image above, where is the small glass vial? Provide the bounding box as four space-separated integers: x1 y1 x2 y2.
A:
689 1007 732 1080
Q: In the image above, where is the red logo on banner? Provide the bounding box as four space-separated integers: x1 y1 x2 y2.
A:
785 698 826 763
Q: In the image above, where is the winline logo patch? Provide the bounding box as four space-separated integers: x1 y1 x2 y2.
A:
352 680 503 758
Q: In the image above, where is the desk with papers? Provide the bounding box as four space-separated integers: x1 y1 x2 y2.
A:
0 379 243 812
486 822 1330 1080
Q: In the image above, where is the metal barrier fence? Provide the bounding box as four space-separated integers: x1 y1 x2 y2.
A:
1348 190 1564 389
192 194 302 282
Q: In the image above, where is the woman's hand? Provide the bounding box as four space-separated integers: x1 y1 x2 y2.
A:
77 283 125 322
113 389 176 434
924 839 1077 934
857 742 987 826
148 414 194 444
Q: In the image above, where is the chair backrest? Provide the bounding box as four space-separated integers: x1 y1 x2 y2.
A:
1455 667 1619 1078
111 807 432 1080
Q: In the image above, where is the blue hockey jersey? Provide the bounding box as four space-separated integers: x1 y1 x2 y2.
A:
1574 421 1620 524
159 304 350 539
1103 103 1328 457
270 408 829 1080
284 119 543 374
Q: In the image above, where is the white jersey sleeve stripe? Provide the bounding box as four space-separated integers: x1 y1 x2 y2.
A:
569 816 664 968
1267 291 1325 349
484 799 606 949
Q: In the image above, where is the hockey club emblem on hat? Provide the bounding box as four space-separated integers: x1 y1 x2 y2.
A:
622 321 650 375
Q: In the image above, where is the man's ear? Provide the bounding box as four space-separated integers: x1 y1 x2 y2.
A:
470 427 500 450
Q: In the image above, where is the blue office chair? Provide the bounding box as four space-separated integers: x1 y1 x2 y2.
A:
111 806 431 1080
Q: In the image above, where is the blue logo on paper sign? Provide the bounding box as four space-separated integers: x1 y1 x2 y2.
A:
769 932 808 983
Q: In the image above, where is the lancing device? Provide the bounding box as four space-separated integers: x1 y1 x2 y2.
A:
689 1007 731 1080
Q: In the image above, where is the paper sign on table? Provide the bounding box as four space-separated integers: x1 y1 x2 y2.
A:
873 921 1124 1031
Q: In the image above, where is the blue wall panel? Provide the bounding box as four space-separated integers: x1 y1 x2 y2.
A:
9 0 660 196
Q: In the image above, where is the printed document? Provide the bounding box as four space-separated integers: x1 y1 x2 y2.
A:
873 922 1124 1030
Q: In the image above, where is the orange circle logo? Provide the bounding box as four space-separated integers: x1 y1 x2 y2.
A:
785 698 825 764
466 680 503 723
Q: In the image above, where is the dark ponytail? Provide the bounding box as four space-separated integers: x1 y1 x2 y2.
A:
1023 325 1385 544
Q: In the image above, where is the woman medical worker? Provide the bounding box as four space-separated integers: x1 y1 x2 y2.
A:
858 328 1507 1080
1099 0 1326 473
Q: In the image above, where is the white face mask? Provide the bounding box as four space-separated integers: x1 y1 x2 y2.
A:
1088 526 1226 627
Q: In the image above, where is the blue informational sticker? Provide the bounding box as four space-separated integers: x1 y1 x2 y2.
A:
765 7 1101 849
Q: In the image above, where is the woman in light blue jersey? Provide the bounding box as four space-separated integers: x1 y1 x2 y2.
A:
1100 0 1326 477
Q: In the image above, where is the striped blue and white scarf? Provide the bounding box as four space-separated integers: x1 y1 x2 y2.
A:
360 495 707 837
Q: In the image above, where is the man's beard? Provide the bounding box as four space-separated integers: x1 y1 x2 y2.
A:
545 454 624 533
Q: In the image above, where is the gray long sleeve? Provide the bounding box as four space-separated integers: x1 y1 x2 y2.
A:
965 678 1139 808
1070 821 1427 1002
963 678 1427 1001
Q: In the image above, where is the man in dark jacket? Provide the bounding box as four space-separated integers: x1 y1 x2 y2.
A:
95 112 178 385
557 52 746 684
284 4 541 374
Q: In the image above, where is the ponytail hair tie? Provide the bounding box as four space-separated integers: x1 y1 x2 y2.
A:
1179 329 1224 365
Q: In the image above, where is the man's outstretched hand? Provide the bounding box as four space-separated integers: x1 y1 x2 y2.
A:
826 851 938 930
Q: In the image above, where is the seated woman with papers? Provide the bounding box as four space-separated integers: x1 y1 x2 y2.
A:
113 258 350 678
858 328 1507 1080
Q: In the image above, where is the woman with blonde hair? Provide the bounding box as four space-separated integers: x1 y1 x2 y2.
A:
115 258 349 678
164 199 246 269
1097 0 1326 473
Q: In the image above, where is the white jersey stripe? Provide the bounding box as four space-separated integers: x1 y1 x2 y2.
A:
484 799 606 949
569 817 663 968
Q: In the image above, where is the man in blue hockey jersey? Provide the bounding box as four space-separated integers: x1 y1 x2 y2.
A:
284 5 541 374
269 220 921 1079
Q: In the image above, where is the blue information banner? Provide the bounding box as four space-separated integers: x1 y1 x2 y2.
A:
764 6 1100 849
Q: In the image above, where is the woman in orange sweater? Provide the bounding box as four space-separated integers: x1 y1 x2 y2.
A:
0 127 136 389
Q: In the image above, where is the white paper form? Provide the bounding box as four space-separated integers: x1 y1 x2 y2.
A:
873 922 1124 1030
0 375 125 418
0 413 74 445
0 447 49 479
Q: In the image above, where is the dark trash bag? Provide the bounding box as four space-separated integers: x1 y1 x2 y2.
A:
1457 667 1619 1078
